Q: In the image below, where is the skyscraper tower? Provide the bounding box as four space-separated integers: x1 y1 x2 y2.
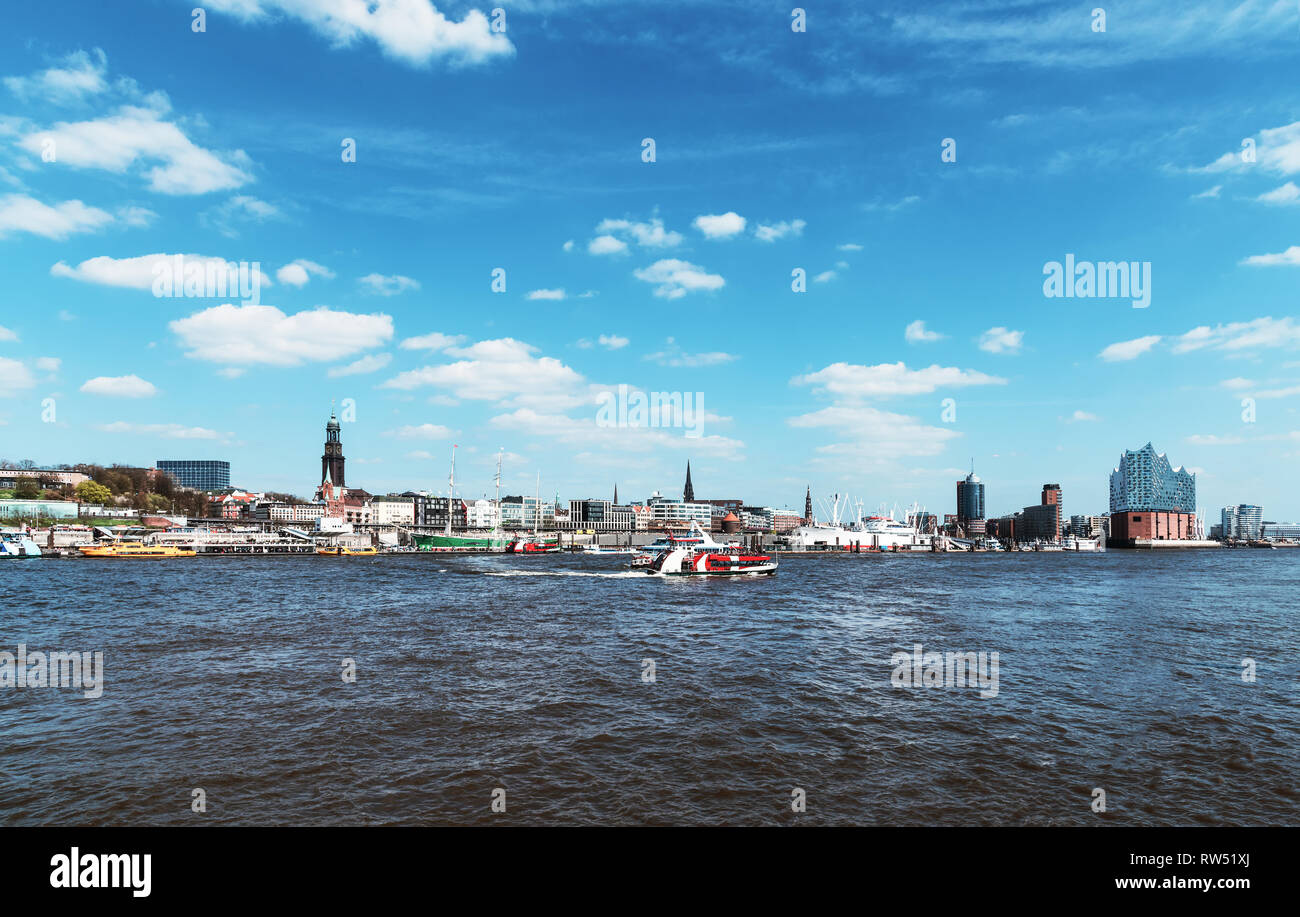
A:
321 410 346 487
613 483 618 504
683 462 695 502
804 486 813 523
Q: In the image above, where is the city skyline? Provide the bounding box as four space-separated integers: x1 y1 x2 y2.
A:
2 1 1299 518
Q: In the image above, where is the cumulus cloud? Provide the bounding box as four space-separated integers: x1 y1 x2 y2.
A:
978 326 1024 354
277 259 334 287
633 258 724 299
598 334 629 350
204 0 515 67
400 331 465 351
754 218 806 242
381 336 586 410
49 252 272 291
0 194 115 239
95 421 229 440
79 374 158 397
169 304 393 366
1172 317 1300 353
1240 246 1300 267
3 49 110 103
905 320 944 343
526 288 565 300
0 357 36 394
692 211 746 239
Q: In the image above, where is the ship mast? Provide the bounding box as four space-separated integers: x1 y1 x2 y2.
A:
446 443 457 537
493 448 503 534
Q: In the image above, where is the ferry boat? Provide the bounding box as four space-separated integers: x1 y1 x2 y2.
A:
316 545 378 557
582 543 636 555
412 531 509 550
79 540 195 558
647 542 778 576
0 531 42 558
630 522 726 568
506 537 561 554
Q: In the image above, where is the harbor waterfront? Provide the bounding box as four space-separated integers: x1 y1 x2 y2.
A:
1 549 1296 826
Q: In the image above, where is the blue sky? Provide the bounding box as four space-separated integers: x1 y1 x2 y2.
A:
1 0 1298 520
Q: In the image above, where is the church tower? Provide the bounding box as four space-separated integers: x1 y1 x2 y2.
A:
804 486 812 524
321 410 346 487
683 461 695 502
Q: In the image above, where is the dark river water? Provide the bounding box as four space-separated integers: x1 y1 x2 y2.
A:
1 550 1297 826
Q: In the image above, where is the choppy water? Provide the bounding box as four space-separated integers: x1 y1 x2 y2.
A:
1 550 1297 825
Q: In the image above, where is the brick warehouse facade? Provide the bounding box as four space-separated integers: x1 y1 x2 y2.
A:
1109 511 1197 543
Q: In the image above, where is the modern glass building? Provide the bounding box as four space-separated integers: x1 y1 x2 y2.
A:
1108 443 1195 512
1221 504 1263 540
157 460 230 491
956 470 985 526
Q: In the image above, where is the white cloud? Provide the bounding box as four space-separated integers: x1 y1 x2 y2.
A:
96 421 228 440
837 242 863 251
381 336 586 410
598 334 629 350
562 239 575 252
905 320 944 343
0 357 36 394
792 361 1006 398
1099 335 1162 361
327 352 391 377
977 327 1024 354
203 195 282 237
277 259 334 286
526 288 566 300
644 337 736 367
400 331 465 351
1219 377 1255 391
383 423 454 439
0 194 114 239
204 0 515 67
170 304 393 366
49 252 272 291
358 272 420 295
1240 246 1300 267
587 234 628 255
35 357 61 372
1256 182 1300 206
812 270 836 283
0 325 17 342
754 218 806 242
3 49 109 104
632 258 724 299
692 211 746 239
20 105 253 195
1172 317 1300 353
1198 121 1300 177
80 374 158 397
489 407 744 458
1191 185 1221 200
1067 410 1099 422
595 216 682 249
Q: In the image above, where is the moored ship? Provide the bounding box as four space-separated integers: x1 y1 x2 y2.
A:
79 540 195 558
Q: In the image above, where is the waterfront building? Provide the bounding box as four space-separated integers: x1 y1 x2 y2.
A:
209 491 260 519
372 495 415 527
466 498 499 529
499 495 552 529
1068 514 1108 538
646 491 712 529
771 509 803 532
567 498 635 531
804 487 813 524
409 493 467 530
1108 442 1197 542
157 459 230 491
1220 504 1263 540
0 499 79 520
956 466 986 535
0 468 91 490
1261 522 1300 540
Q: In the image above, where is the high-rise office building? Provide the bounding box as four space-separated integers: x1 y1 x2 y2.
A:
956 467 985 532
157 460 230 491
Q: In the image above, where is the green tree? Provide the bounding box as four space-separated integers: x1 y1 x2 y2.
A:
13 478 40 499
75 480 113 505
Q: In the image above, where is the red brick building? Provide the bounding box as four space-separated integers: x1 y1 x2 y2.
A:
1109 511 1196 542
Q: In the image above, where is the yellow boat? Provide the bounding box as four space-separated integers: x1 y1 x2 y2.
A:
316 545 378 557
79 541 196 558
